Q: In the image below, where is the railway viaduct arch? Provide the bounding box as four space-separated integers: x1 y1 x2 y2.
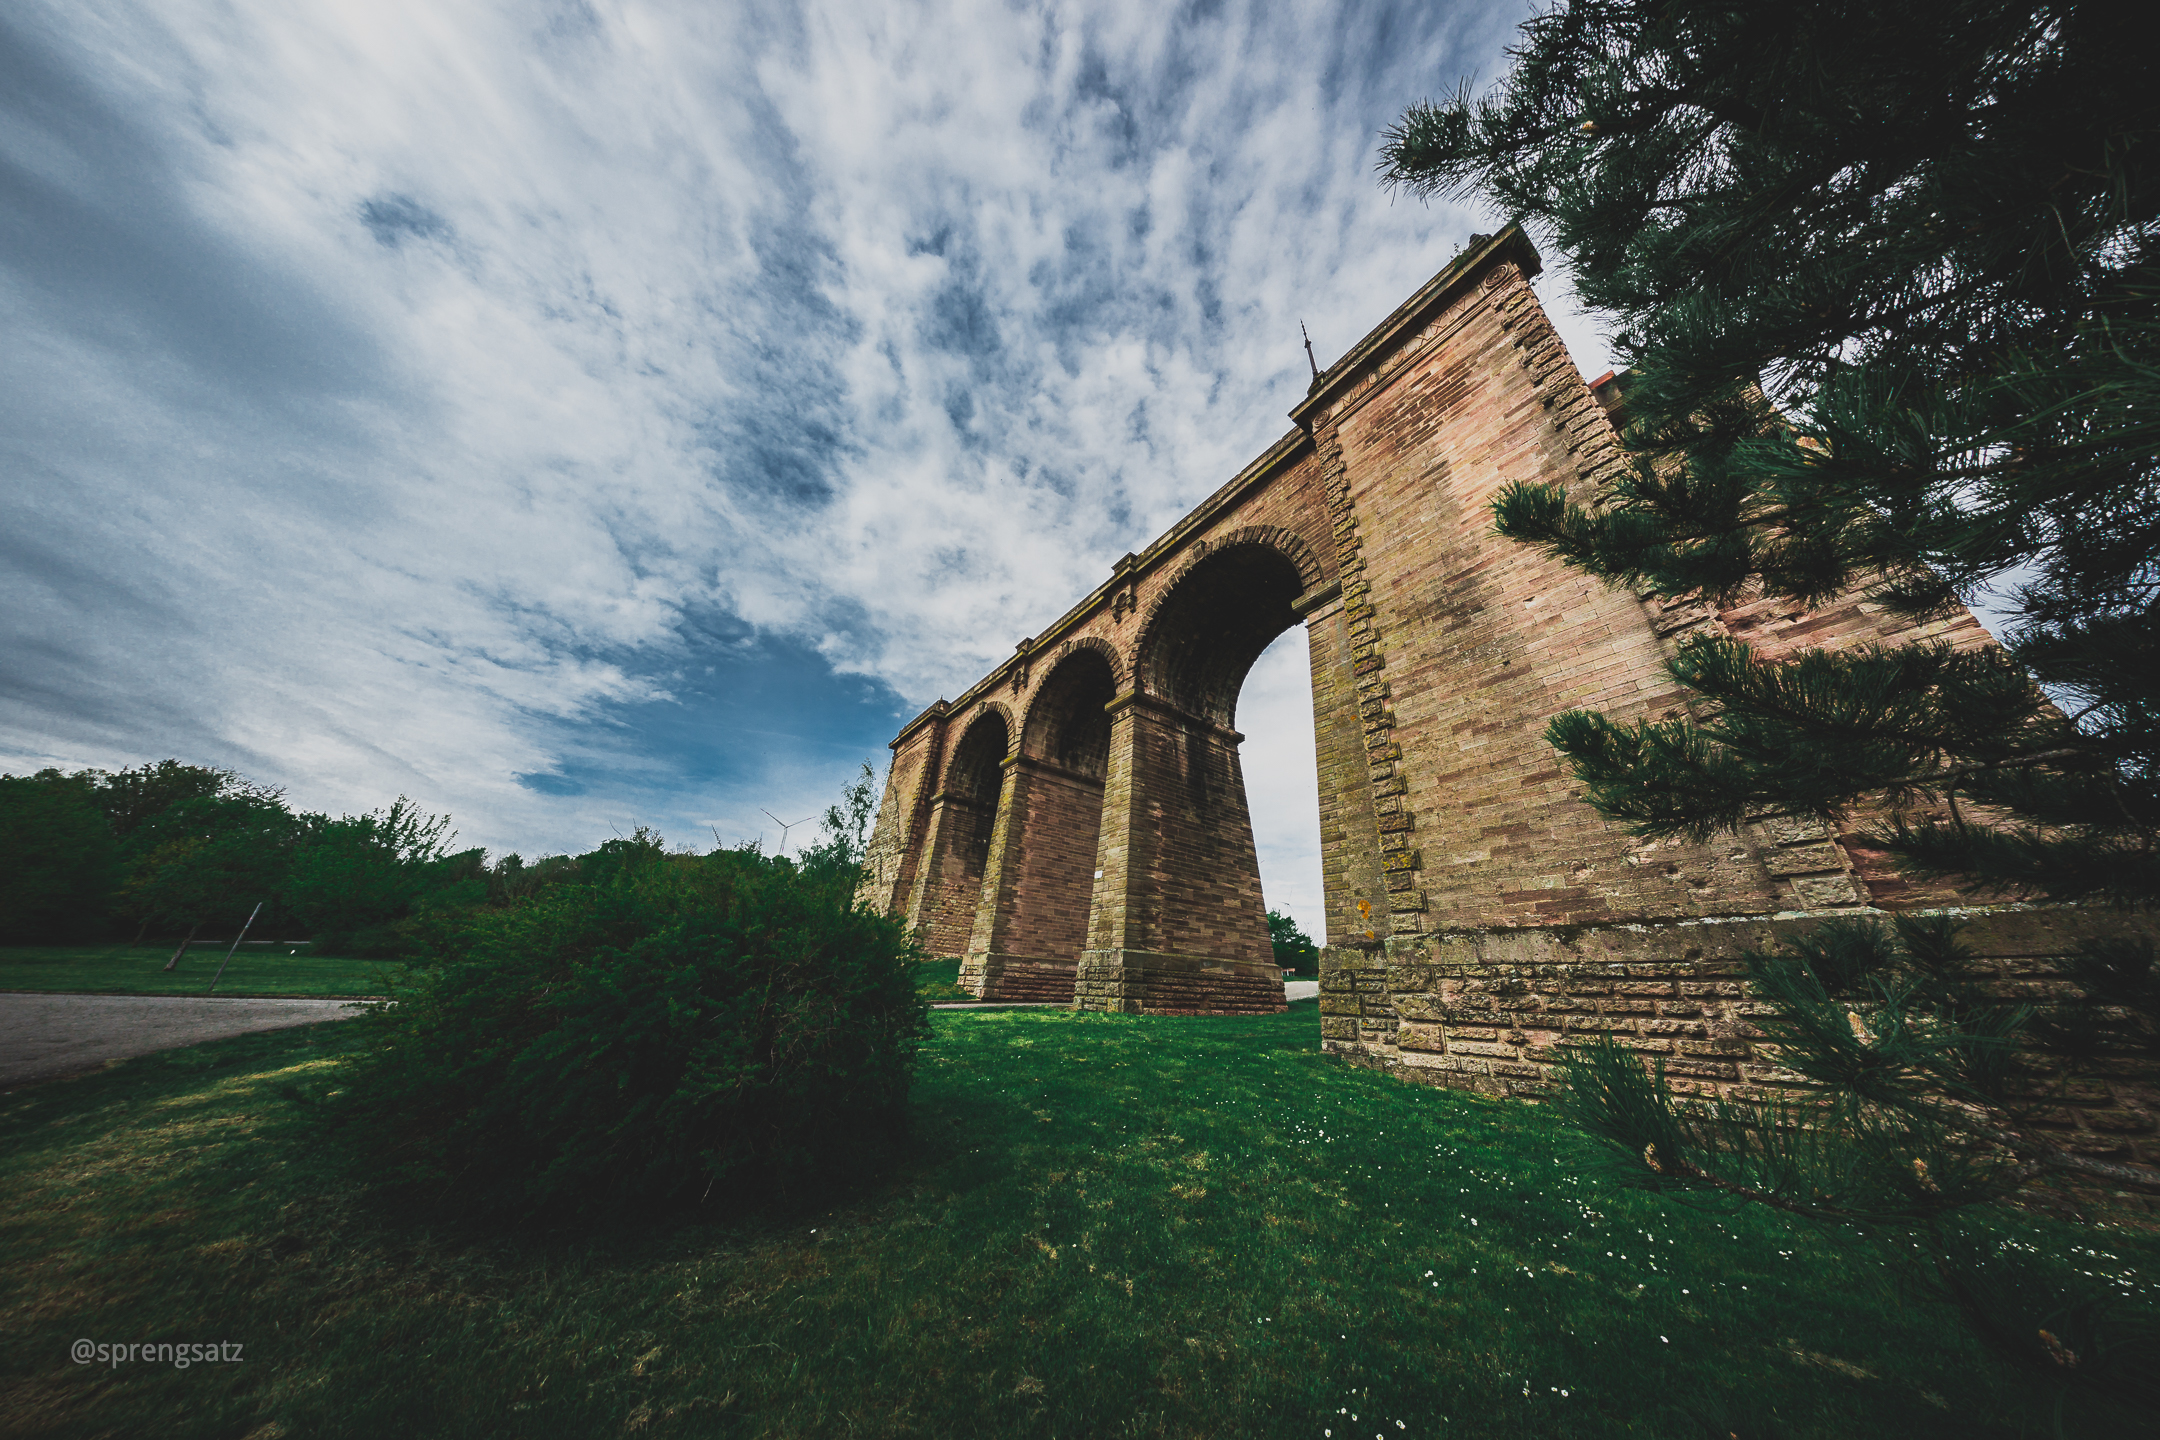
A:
857 229 2142 1100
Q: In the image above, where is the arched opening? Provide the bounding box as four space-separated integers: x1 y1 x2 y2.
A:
1142 544 1305 726
1028 649 1116 778
978 648 1116 983
1125 542 1309 982
920 709 1007 957
1241 627 1323 980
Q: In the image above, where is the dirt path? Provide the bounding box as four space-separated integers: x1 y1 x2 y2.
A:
0 992 368 1088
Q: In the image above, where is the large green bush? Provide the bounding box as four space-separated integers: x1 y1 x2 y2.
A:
324 833 926 1219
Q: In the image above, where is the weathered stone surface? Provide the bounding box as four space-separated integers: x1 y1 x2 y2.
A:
1761 843 1846 877
1792 874 1865 908
849 228 2156 1165
1759 814 1831 846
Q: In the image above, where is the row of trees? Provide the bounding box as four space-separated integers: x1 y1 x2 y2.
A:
0 758 885 959
1268 909 1320 974
2 762 542 955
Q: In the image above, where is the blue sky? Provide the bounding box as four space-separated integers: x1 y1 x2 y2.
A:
0 0 1609 938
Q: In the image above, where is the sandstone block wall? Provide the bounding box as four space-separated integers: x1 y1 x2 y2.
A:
994 763 1106 961
857 229 2147 1067
1319 904 2158 1170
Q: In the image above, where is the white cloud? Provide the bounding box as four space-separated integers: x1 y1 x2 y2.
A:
1 0 1610 888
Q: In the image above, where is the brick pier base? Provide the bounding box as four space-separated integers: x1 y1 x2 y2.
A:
959 952 1077 1003
1321 903 2157 1168
1075 949 1287 1015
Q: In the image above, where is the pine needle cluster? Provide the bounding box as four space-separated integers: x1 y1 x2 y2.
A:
1381 0 2157 902
1382 1 2160 1410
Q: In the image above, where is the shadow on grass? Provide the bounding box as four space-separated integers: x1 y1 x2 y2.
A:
2 1004 2150 1438
913 957 973 1004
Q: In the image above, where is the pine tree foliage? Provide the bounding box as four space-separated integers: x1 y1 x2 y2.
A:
1380 0 2158 903
1384 2 2160 1406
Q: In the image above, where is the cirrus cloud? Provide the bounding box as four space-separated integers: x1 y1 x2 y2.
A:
0 0 1607 935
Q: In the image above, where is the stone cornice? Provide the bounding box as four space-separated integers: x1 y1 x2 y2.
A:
890 697 948 749
1289 227 1541 432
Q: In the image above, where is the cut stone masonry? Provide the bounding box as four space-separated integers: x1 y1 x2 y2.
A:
855 228 2153 1160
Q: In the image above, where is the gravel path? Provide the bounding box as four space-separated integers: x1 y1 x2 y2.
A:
0 992 369 1088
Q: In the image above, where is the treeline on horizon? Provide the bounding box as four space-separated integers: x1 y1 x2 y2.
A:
0 759 864 956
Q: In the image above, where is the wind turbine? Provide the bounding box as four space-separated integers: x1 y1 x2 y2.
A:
761 808 815 856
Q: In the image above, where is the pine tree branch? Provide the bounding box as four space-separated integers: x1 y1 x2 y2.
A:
1926 748 2099 782
1891 1096 2160 1190
1635 1141 1865 1219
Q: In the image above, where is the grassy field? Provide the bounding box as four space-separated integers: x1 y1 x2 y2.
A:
0 944 396 998
2 1002 2151 1438
4 949 978 1004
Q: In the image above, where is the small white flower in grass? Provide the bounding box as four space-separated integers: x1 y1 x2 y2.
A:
1660 1336 1669 1343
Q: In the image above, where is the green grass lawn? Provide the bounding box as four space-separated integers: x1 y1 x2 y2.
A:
0 944 396 997
915 957 974 1004
2 1003 2150 1438
5 949 982 1004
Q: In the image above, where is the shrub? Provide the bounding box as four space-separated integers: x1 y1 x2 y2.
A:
323 833 927 1219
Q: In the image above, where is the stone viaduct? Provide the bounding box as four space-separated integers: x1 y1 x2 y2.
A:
857 228 2152 1136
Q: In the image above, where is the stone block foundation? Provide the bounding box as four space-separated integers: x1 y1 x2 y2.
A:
1321 902 2158 1170
959 952 1078 1004
1076 949 1287 1015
